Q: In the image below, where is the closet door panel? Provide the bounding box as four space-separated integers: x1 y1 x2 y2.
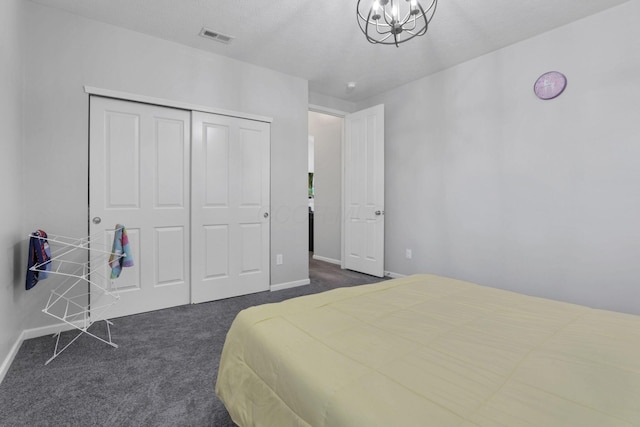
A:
204 124 230 207
155 226 186 287
239 127 263 206
155 118 186 208
105 111 140 208
204 225 230 279
90 97 191 318
192 111 270 303
240 223 262 274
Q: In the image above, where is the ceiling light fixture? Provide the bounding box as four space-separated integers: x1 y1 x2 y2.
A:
357 0 438 47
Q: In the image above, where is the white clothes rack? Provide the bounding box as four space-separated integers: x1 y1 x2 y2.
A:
28 229 125 365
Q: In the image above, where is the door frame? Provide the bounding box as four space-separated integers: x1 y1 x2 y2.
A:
308 103 385 274
308 104 348 269
85 86 273 124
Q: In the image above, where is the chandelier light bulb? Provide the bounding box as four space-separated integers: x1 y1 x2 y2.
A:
410 0 419 14
372 0 381 19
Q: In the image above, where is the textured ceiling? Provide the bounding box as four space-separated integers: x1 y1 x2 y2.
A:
30 0 630 102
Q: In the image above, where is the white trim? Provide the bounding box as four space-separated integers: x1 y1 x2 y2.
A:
385 271 406 279
312 254 341 265
340 115 346 269
270 278 310 292
0 319 99 384
0 331 24 385
308 104 348 118
84 86 273 123
22 320 84 340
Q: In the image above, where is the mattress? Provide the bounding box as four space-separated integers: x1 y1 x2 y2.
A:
215 274 640 426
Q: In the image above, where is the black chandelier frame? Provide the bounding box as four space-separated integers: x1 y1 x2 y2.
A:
357 0 438 47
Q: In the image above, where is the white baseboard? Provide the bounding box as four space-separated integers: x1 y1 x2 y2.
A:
0 331 25 385
312 254 341 265
384 271 406 279
22 320 82 340
0 320 87 385
271 278 310 292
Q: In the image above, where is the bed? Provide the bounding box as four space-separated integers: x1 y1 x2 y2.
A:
215 274 640 426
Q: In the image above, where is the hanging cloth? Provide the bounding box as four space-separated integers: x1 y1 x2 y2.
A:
25 230 52 290
109 224 134 279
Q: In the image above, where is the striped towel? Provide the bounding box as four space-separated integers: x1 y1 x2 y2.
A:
109 224 134 279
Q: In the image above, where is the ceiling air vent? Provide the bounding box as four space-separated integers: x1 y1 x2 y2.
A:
200 27 234 44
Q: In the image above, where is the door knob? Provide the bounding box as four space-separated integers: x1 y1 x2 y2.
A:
92 217 102 224
263 212 269 218
374 210 384 216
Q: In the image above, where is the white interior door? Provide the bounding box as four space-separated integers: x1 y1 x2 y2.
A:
191 111 270 303
89 96 191 318
344 104 385 277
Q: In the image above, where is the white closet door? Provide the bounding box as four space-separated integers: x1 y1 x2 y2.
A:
191 111 270 303
89 97 191 318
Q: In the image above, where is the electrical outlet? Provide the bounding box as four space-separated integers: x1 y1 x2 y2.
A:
405 249 412 259
276 254 283 265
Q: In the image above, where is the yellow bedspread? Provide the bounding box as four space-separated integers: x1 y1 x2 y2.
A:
215 274 640 426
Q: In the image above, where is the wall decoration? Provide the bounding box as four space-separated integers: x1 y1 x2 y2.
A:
534 71 567 100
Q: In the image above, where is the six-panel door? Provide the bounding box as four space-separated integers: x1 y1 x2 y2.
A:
344 104 385 277
89 97 191 318
190 111 270 303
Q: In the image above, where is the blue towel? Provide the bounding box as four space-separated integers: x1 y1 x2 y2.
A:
109 224 134 279
26 230 52 290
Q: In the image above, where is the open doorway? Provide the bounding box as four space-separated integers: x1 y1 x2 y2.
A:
308 110 344 266
308 104 385 277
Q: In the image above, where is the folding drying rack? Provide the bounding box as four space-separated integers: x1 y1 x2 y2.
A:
28 229 124 365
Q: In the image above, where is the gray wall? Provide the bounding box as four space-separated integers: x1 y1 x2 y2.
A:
0 0 26 379
19 1 309 333
308 111 343 262
358 1 640 314
309 92 356 114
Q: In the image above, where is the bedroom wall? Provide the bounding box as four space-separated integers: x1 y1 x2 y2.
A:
357 0 640 314
0 0 26 380
308 111 343 263
309 92 356 114
20 1 310 331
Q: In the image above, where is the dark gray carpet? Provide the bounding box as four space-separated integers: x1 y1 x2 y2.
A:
0 255 387 426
